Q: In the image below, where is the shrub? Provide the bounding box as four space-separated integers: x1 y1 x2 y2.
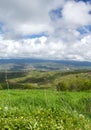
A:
23 83 38 89
83 80 91 91
56 82 68 91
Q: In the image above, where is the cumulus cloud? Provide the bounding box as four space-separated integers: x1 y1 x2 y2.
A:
0 0 91 61
0 0 65 37
62 1 91 26
0 34 91 61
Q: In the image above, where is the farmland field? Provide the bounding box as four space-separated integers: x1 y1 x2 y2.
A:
0 89 91 130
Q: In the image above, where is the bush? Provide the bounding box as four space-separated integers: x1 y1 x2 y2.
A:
23 83 38 89
56 82 68 91
57 79 91 92
83 80 91 91
69 79 84 91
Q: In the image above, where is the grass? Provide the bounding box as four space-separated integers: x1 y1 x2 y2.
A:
0 90 59 110
0 70 91 129
0 89 91 129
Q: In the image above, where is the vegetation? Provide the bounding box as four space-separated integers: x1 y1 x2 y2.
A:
56 78 91 91
0 70 91 129
0 90 91 129
0 70 91 91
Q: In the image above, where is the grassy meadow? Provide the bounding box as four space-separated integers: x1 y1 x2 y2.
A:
0 70 91 129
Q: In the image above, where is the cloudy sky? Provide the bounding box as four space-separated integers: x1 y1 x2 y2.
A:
0 0 91 61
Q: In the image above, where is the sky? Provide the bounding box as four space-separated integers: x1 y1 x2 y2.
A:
0 0 91 61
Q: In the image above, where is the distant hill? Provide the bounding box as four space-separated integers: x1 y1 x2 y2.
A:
0 58 91 66
0 58 91 71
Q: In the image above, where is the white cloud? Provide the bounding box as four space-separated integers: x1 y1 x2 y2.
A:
0 0 66 37
62 1 91 26
0 33 91 61
0 0 91 61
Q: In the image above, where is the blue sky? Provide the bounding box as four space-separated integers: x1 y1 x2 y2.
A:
0 0 91 61
75 0 91 3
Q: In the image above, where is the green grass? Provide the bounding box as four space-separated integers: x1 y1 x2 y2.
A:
0 90 91 129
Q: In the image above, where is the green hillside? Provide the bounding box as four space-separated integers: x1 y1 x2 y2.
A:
1 70 90 91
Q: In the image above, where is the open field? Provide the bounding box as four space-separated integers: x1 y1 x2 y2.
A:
0 70 91 129
0 90 91 129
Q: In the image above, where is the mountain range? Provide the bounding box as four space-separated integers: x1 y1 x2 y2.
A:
0 58 91 71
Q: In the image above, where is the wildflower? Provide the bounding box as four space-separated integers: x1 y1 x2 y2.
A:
79 114 84 119
4 106 8 112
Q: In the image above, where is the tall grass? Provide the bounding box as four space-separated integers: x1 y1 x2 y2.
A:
0 90 91 114
0 90 91 129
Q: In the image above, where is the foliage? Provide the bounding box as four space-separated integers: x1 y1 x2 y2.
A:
0 108 91 130
56 78 91 91
0 90 91 129
56 82 68 91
